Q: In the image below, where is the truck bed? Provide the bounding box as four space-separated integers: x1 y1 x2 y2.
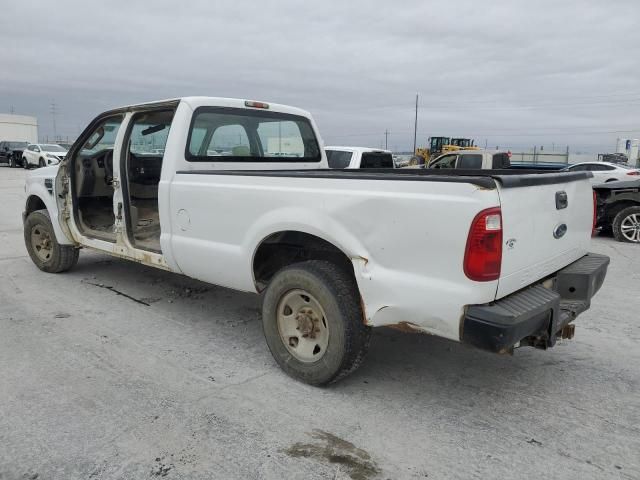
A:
176 168 592 189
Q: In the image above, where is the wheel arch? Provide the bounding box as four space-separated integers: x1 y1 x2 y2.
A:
252 230 358 292
606 200 640 222
23 190 74 245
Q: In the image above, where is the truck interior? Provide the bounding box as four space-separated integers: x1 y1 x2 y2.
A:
73 115 124 243
121 109 175 253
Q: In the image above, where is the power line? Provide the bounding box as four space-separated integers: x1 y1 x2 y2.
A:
324 127 640 140
50 101 58 140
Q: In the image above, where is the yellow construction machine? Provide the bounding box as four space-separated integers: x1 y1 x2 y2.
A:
411 137 479 165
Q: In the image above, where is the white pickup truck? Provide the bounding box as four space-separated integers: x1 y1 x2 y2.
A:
325 146 395 169
23 97 609 385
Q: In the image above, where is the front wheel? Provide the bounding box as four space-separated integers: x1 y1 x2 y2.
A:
23 158 29 169
24 209 79 272
38 157 45 168
262 260 371 386
8 155 14 168
612 206 640 243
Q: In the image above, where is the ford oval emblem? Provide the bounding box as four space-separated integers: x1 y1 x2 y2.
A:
553 223 568 239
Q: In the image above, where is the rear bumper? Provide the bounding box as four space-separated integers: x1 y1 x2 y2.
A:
462 253 609 353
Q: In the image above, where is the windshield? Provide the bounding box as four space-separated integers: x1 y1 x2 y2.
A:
8 142 28 148
42 144 67 152
616 164 636 170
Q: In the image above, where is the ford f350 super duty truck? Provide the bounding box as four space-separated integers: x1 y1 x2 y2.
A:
23 97 609 385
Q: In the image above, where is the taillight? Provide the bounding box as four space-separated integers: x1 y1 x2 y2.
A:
464 207 502 282
592 190 597 235
626 171 640 176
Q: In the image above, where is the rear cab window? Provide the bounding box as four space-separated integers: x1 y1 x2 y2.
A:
326 150 353 168
360 152 394 168
457 154 483 169
491 153 510 169
186 107 321 162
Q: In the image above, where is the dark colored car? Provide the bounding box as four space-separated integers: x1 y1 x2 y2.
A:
594 179 640 243
0 141 29 168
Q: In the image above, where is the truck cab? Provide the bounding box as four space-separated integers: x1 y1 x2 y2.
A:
325 146 395 169
428 150 511 169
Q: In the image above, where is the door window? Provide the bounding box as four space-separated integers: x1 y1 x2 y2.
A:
430 154 457 168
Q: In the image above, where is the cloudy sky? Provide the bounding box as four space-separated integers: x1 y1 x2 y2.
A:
1 0 639 153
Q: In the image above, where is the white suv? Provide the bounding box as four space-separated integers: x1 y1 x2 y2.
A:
22 144 68 169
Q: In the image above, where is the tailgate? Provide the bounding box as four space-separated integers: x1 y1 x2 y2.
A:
495 172 593 299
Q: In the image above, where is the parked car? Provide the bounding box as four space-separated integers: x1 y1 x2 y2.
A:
325 146 395 168
427 150 568 171
22 143 68 169
594 179 640 243
0 141 29 168
563 162 640 184
427 150 511 169
23 96 608 385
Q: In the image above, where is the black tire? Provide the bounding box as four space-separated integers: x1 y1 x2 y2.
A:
8 155 14 168
38 157 45 168
23 157 29 169
24 209 79 273
612 206 640 243
262 260 371 386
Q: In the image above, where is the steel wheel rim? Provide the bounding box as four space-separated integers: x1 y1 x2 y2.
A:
277 289 329 363
30 225 53 262
620 213 640 242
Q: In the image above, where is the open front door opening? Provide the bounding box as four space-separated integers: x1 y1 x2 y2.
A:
122 109 175 253
72 115 124 242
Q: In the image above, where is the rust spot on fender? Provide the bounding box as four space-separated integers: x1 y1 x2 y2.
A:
359 296 370 326
388 321 424 334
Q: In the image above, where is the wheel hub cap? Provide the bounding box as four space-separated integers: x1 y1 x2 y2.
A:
277 289 329 363
31 225 53 262
620 213 640 242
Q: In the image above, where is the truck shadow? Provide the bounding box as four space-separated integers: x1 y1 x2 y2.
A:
70 251 591 404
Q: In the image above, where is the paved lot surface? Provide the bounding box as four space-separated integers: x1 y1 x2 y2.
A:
0 165 639 480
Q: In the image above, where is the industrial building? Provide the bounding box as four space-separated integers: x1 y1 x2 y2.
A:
0 113 38 143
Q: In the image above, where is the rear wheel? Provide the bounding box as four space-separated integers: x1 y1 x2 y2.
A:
24 209 79 272
38 157 45 168
612 206 640 243
8 155 14 168
262 260 371 385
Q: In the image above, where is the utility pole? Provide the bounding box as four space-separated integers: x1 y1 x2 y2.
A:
384 129 389 150
412 94 418 154
50 101 58 141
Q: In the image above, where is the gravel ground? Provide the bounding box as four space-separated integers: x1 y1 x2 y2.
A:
0 165 638 480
